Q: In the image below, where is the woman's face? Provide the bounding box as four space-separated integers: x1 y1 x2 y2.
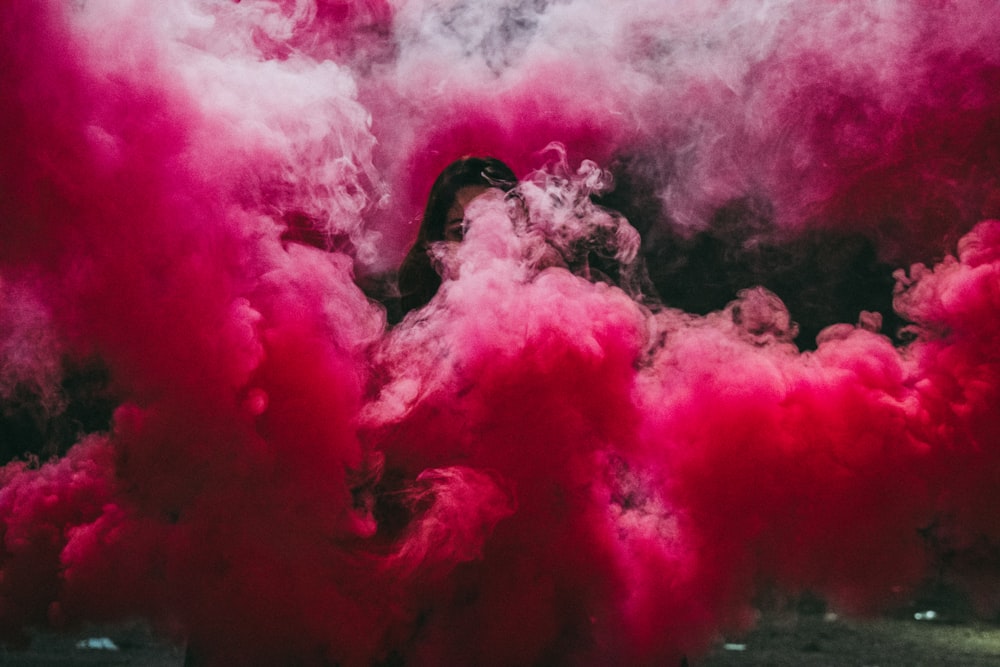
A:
443 185 490 242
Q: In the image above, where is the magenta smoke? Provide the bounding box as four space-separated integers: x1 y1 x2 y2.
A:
2 1 1000 665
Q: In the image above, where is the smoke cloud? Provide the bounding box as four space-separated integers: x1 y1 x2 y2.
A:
2 0 1000 664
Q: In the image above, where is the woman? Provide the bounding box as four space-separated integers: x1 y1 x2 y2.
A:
397 156 517 318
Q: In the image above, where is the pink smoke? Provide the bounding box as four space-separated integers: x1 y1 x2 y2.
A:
3 1 1000 665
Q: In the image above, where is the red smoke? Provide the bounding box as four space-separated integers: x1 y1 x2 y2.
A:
3 1 1000 665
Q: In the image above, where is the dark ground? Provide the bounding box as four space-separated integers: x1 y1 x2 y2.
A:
700 612 1000 666
3 612 999 666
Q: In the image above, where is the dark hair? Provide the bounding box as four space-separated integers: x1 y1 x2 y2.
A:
397 156 517 317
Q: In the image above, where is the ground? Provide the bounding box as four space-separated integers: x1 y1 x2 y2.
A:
701 612 1000 666
3 613 999 665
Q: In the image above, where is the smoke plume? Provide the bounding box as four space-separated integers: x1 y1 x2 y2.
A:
2 0 1000 664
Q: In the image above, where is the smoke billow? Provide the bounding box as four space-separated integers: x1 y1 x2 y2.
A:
3 0 1000 664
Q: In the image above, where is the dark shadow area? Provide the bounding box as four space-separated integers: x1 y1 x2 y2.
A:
1 355 117 464
599 155 905 349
